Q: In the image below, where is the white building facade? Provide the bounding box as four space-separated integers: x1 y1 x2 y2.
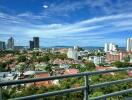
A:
67 48 78 60
89 56 105 65
126 38 132 52
104 43 118 52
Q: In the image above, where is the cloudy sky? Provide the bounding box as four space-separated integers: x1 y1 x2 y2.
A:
0 0 132 47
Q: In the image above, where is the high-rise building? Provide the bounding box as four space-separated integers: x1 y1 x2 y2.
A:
33 37 39 48
0 41 5 50
29 41 34 49
104 43 109 52
126 38 132 52
109 43 118 51
67 48 78 60
7 37 14 49
104 43 118 52
3 42 6 50
74 45 79 50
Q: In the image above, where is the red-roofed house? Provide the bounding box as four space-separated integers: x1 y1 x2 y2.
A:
96 66 117 75
34 72 52 87
64 69 79 75
128 71 132 77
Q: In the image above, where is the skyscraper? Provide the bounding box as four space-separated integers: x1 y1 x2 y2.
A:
7 37 14 49
3 42 6 50
0 41 5 50
126 38 132 52
104 43 109 52
67 48 78 60
33 37 39 48
104 43 118 52
29 41 34 49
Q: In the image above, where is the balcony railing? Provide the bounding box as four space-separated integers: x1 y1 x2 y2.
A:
0 67 132 100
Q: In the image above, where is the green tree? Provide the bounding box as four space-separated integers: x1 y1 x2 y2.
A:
112 61 122 68
45 64 53 75
112 61 130 68
124 55 130 63
37 55 50 63
0 63 6 71
16 63 26 74
90 91 104 98
17 55 27 62
84 61 95 70
98 63 105 66
0 61 12 72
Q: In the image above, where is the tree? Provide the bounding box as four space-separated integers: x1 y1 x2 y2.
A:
112 61 130 68
98 63 105 67
45 64 53 75
90 91 103 98
53 53 67 60
0 62 9 72
0 63 6 71
37 55 50 63
122 62 130 67
124 55 130 63
17 55 27 62
16 63 26 74
69 64 78 69
84 61 95 70
112 61 123 68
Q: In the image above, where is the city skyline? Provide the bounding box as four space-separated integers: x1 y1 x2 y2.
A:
0 0 132 46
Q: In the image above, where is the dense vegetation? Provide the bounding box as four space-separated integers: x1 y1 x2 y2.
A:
0 51 132 99
2 71 132 100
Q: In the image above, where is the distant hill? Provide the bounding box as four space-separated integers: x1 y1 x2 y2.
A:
41 46 73 48
41 46 126 50
41 46 103 49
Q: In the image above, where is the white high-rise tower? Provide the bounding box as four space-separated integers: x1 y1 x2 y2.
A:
104 43 118 52
67 48 78 60
126 38 132 52
104 43 109 52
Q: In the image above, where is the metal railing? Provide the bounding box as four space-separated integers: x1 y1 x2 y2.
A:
0 67 132 100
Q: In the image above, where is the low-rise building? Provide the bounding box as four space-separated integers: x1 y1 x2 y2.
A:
0 72 17 81
89 56 105 65
64 68 79 75
106 51 132 62
52 68 65 76
96 66 117 75
59 64 69 69
128 71 132 77
34 71 52 87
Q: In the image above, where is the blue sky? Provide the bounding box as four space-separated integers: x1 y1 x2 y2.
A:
0 0 132 47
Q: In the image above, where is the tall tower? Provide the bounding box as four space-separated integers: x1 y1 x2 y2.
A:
33 37 39 48
29 41 34 49
67 48 78 60
126 38 132 52
0 41 5 50
104 43 109 52
7 37 14 49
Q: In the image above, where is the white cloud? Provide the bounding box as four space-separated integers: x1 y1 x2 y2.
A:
40 0 132 18
0 11 132 46
43 5 48 9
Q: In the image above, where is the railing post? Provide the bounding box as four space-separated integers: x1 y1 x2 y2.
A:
0 87 2 100
84 75 89 100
